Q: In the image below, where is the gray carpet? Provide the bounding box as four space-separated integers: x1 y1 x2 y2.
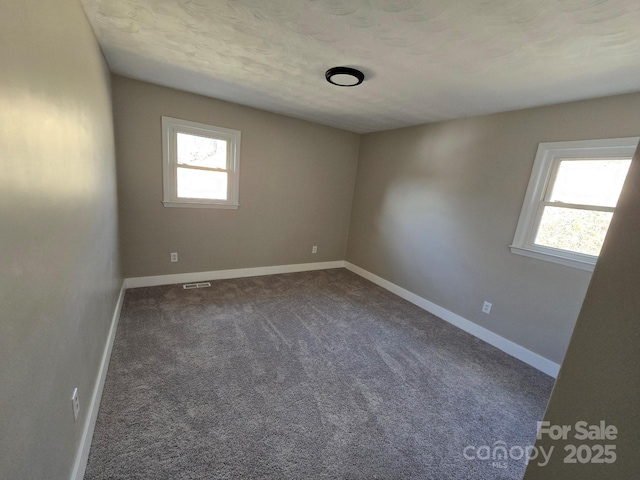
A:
85 268 553 480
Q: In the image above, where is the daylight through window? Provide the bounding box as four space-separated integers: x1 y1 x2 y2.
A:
511 138 638 271
162 117 240 209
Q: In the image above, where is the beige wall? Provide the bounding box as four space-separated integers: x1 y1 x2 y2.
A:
347 92 640 364
0 1 122 479
523 144 640 478
113 76 360 278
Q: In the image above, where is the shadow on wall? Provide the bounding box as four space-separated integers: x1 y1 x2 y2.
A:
376 121 488 296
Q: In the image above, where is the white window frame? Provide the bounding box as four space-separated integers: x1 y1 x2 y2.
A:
162 116 241 209
511 137 638 271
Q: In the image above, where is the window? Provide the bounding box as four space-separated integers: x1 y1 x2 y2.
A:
511 137 637 271
162 116 240 209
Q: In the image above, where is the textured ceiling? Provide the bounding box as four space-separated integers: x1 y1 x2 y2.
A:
81 0 640 133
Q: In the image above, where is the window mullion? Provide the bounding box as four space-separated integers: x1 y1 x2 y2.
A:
176 164 229 174
539 201 615 213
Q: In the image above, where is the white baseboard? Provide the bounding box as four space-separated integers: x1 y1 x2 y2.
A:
125 260 560 376
344 262 560 378
70 282 126 480
124 261 346 289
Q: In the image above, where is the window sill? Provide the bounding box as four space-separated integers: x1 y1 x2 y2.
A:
162 200 239 210
509 245 595 272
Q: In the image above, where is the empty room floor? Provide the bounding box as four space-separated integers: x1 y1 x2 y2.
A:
85 268 553 479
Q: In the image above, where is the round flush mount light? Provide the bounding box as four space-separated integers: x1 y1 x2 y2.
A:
325 66 364 87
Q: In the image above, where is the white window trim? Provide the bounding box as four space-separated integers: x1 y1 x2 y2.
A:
511 137 638 271
162 116 241 209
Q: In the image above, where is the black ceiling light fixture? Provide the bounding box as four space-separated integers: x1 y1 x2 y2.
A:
325 66 364 87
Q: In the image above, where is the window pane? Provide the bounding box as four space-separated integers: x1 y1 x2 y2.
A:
534 206 612 256
177 168 227 200
177 133 227 169
549 159 631 207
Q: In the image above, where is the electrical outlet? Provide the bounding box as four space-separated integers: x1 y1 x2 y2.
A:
482 301 492 314
312 246 318 254
71 388 80 422
170 252 178 263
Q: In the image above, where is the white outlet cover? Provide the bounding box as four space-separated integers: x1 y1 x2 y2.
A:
482 301 492 314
